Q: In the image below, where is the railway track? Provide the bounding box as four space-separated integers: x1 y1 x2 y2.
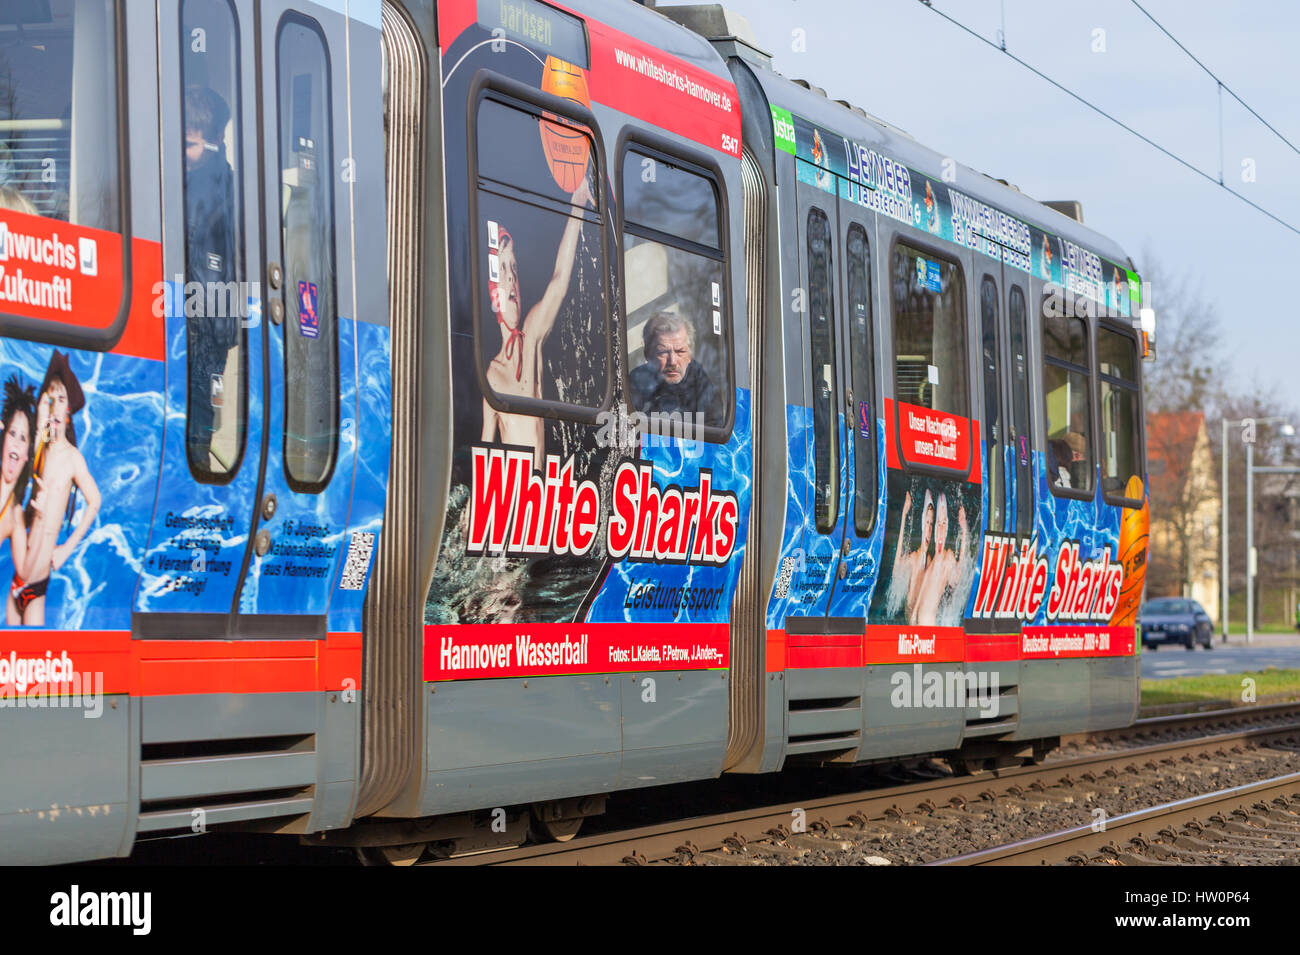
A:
118 702 1300 865
1061 700 1300 750
933 774 1300 865
428 717 1300 866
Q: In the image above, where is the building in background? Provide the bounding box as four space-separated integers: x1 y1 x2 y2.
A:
1254 459 1300 631
1147 411 1219 620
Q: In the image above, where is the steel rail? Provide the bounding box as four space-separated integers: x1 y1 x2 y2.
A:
426 722 1300 866
1062 700 1300 747
931 772 1300 866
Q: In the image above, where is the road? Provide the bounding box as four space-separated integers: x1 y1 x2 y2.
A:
1141 634 1300 680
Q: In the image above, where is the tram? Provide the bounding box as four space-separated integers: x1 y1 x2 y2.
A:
0 0 1151 864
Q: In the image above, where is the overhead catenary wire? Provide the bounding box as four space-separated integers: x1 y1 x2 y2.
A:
1128 0 1300 161
916 0 1300 239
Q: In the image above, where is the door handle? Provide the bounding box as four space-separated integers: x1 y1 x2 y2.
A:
267 262 285 325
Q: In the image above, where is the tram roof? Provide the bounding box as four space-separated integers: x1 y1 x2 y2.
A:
651 2 1136 272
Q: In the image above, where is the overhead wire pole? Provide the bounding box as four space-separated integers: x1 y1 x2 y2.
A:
1222 418 1230 639
915 1 1300 239
1247 440 1255 642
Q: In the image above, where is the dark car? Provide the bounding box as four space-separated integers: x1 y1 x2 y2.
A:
1141 598 1214 650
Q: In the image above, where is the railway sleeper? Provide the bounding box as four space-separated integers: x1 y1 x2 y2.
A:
1144 842 1206 863
788 832 854 852
746 841 809 861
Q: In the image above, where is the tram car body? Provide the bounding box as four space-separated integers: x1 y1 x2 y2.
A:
0 0 1149 864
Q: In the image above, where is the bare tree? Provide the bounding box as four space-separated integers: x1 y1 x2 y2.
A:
1146 411 1215 600
1140 255 1229 419
1138 256 1231 604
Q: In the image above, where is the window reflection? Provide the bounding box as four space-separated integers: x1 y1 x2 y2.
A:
181 0 247 479
0 0 119 229
277 16 337 489
891 245 968 417
621 147 730 439
1043 314 1092 493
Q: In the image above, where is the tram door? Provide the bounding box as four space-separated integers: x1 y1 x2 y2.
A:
1004 277 1034 540
980 271 1008 537
978 270 1035 543
792 176 849 621
824 196 881 620
135 0 358 636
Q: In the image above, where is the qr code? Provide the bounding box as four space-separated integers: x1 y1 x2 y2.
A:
774 555 797 599
339 531 376 591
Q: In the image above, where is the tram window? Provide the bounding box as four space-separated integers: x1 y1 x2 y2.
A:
1043 311 1093 494
1008 285 1033 532
277 15 338 490
0 1 126 344
807 206 838 533
0 0 119 229
475 96 610 427
620 147 730 438
181 0 247 481
1099 327 1137 381
846 223 876 536
891 244 968 418
980 276 1004 532
1098 327 1143 500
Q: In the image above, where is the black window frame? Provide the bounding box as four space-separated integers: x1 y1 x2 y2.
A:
806 204 839 534
467 71 613 427
845 220 878 538
1041 296 1095 502
1097 320 1145 507
614 127 735 443
1008 282 1034 535
180 0 248 485
979 273 1004 533
887 234 972 481
0 0 134 352
274 10 340 494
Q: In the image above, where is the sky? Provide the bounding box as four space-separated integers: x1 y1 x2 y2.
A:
658 0 1300 411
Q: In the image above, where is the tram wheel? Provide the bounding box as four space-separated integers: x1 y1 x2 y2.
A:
531 807 585 843
355 842 426 866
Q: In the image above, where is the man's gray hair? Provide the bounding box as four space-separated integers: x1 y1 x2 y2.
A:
642 311 695 361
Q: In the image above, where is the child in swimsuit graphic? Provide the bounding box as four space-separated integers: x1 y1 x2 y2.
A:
911 491 969 626
481 176 593 462
891 489 935 619
0 375 35 612
10 352 101 626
